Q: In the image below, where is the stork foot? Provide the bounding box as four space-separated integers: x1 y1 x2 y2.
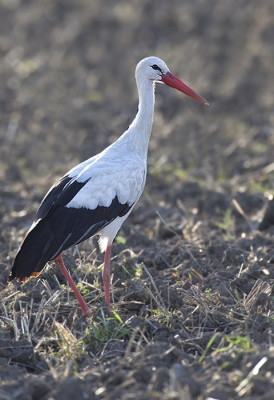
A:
54 254 90 317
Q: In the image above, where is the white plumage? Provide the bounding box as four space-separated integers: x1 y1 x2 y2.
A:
66 160 145 209
9 56 208 316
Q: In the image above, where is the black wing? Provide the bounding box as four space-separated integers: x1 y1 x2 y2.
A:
35 175 83 221
8 177 132 282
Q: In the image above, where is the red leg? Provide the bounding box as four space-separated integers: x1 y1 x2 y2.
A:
102 244 112 311
54 253 90 317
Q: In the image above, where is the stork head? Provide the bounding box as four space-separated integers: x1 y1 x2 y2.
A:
136 56 208 104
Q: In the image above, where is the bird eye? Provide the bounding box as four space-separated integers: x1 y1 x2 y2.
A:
151 64 162 73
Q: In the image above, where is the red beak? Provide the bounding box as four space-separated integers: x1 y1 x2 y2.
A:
162 71 208 105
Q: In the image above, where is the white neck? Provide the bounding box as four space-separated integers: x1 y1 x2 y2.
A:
117 77 156 159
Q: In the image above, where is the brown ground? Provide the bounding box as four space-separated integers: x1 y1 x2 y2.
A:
1 1 274 399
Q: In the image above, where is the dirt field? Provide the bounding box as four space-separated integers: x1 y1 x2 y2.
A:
1 1 274 399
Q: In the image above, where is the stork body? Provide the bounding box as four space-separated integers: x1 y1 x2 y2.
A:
8 57 208 316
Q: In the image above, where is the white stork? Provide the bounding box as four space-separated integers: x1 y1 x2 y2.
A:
8 56 208 316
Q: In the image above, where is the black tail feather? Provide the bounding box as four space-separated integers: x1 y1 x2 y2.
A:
8 219 59 281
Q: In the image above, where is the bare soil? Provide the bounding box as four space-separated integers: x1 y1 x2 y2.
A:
1 1 274 399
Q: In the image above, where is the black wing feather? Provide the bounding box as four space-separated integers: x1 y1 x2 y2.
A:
35 175 88 221
9 184 132 281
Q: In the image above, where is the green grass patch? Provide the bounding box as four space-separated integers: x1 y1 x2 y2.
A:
81 311 132 353
212 209 235 239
